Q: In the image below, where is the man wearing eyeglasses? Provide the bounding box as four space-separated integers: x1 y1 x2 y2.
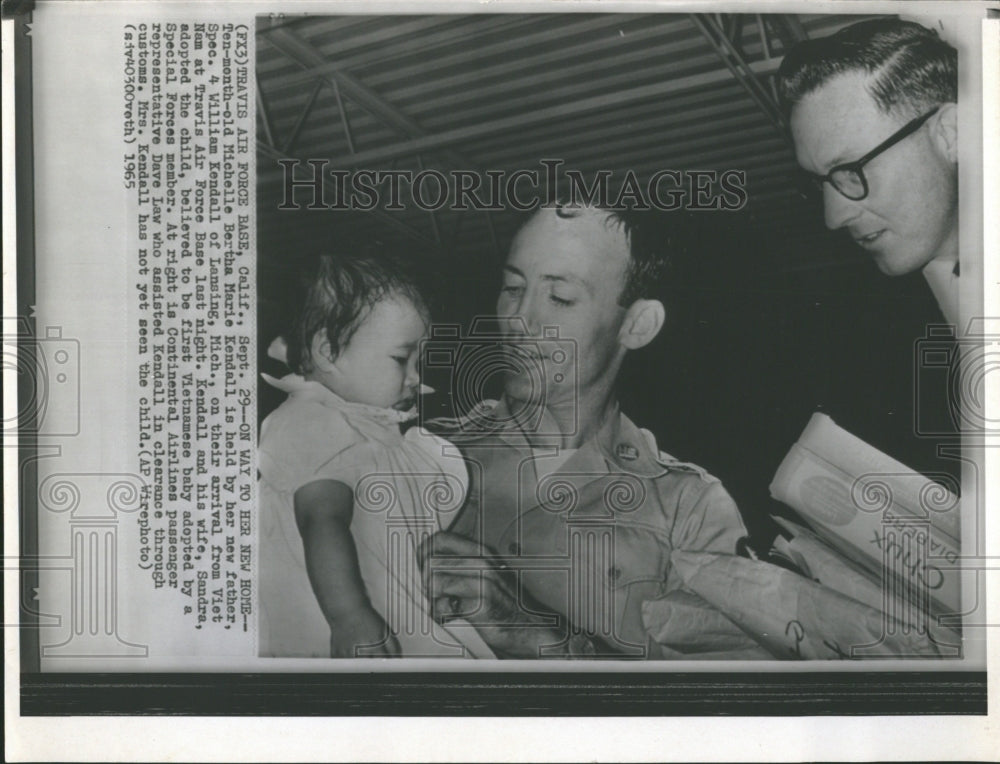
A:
778 18 959 323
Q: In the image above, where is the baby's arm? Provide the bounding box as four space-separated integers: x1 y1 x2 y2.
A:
293 479 401 658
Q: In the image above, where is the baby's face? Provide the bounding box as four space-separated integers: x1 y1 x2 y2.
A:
325 293 429 411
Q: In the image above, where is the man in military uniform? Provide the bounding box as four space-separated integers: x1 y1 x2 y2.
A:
420 204 760 659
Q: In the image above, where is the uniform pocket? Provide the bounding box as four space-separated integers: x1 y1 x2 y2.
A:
568 524 667 653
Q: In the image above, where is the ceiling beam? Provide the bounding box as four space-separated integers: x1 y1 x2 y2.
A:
256 77 276 149
264 48 728 145
258 25 717 138
264 25 435 139
766 14 810 52
282 79 324 155
320 57 782 169
260 14 651 95
261 25 475 170
257 141 438 250
689 14 785 134
263 77 750 163
361 17 695 102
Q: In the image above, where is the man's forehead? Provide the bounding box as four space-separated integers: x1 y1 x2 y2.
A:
510 206 630 264
790 71 896 169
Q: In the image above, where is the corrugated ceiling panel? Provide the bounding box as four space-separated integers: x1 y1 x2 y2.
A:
257 12 882 271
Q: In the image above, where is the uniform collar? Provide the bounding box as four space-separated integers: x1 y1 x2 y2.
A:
596 409 669 478
485 397 668 479
261 373 418 427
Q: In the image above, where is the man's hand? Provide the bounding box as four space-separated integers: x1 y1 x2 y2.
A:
328 606 401 658
418 531 574 659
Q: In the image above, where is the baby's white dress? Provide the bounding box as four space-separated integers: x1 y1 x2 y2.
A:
257 373 490 658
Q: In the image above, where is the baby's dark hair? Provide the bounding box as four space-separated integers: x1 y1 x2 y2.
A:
285 244 430 375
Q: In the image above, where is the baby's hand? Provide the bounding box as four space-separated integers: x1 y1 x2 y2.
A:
328 606 401 658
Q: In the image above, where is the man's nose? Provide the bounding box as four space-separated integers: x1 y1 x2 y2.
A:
500 294 541 337
823 184 862 231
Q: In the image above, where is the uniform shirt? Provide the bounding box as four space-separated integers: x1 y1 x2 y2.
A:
436 398 759 659
922 257 960 326
257 373 490 658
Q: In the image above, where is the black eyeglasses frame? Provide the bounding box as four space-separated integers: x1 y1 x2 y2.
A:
802 106 942 202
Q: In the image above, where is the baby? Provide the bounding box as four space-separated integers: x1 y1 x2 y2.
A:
258 249 488 658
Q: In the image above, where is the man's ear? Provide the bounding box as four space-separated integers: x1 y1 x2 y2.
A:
930 102 958 164
619 299 665 350
310 332 338 372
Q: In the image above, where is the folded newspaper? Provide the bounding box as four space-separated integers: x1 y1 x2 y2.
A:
670 550 949 659
770 516 961 654
769 413 960 618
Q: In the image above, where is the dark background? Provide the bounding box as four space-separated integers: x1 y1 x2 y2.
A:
616 212 958 542
258 201 958 545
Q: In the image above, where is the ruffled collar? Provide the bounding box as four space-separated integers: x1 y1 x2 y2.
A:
261 373 419 427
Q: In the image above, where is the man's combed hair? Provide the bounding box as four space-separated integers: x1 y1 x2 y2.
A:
552 203 674 307
285 244 429 375
777 18 957 119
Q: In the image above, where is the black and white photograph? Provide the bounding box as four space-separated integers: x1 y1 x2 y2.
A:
4 0 998 760
255 9 978 663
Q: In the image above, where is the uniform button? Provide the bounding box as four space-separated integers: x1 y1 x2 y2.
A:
607 566 621 582
508 541 521 555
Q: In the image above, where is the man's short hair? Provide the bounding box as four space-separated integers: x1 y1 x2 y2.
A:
551 203 674 307
777 18 957 119
285 244 430 375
